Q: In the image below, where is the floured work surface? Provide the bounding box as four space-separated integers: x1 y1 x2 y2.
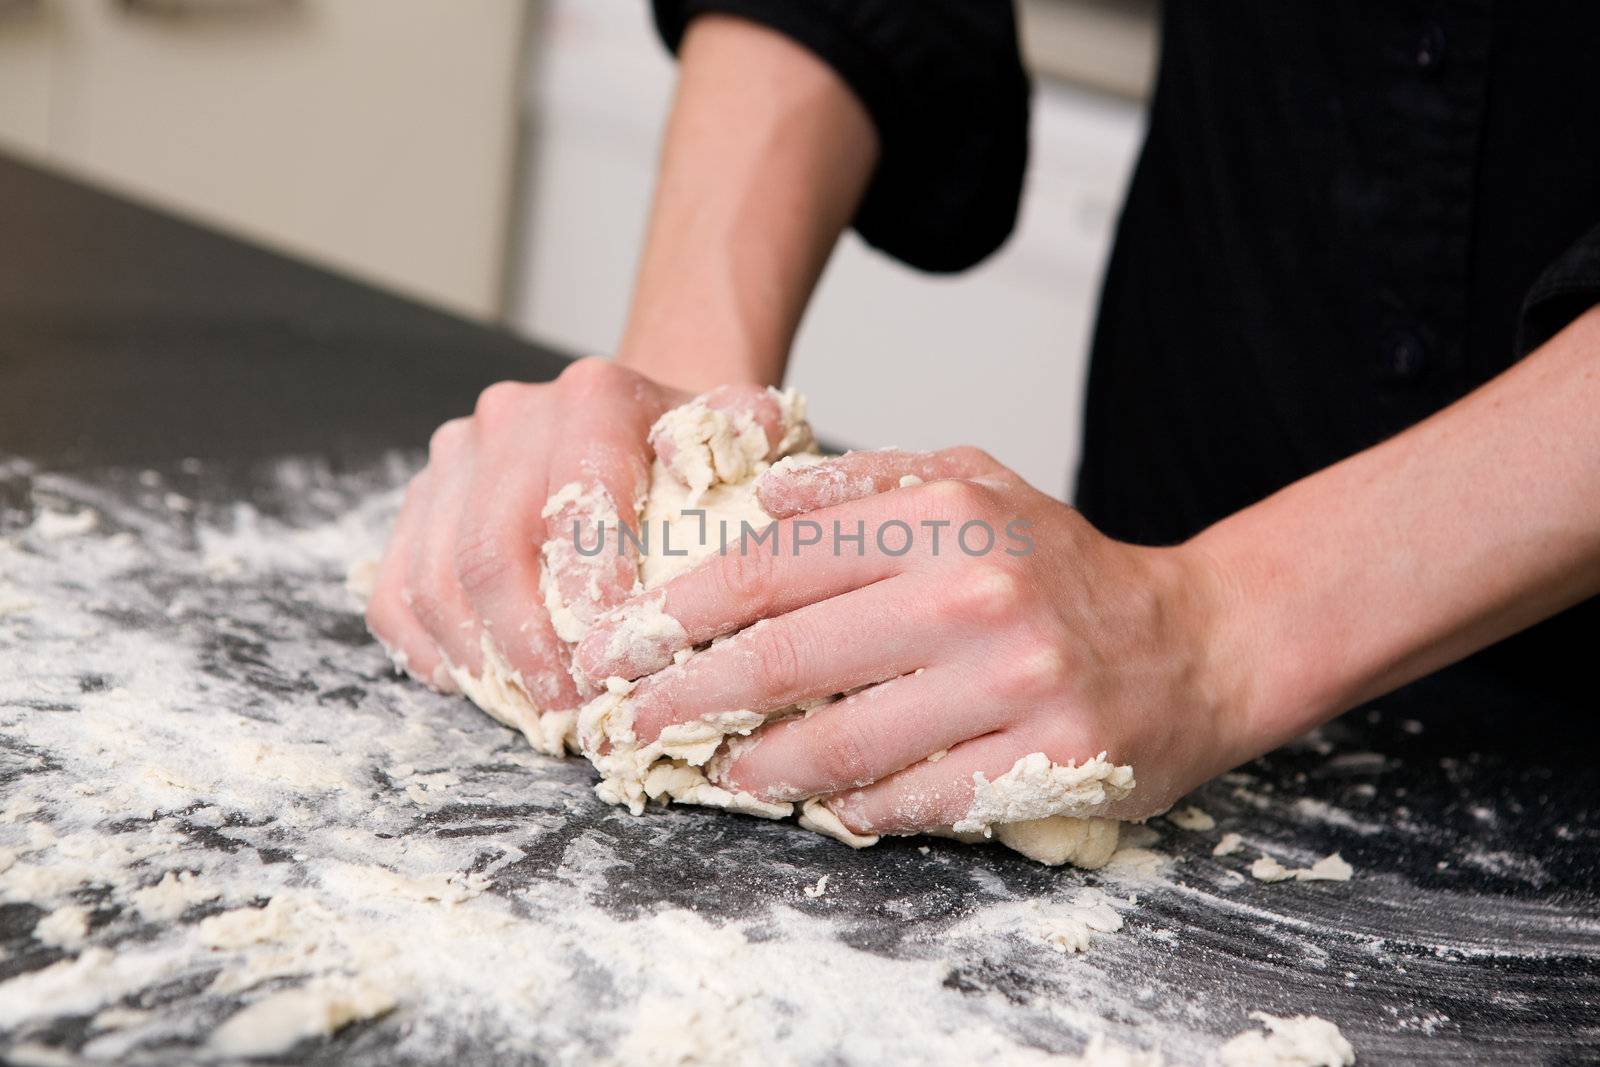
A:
2 455 1597 1065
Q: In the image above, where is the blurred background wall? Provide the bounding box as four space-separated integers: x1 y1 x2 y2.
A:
0 0 1152 495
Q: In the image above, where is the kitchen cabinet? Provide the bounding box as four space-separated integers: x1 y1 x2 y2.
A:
0 0 526 317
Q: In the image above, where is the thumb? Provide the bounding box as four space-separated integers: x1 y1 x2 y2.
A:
541 408 661 648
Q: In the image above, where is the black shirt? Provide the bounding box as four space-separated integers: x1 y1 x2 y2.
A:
654 1 1600 722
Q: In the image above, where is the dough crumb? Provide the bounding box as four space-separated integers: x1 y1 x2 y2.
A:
1166 805 1216 832
1297 853 1354 882
1250 855 1295 883
802 875 830 899
1213 832 1245 857
1250 852 1354 883
1216 1012 1355 1066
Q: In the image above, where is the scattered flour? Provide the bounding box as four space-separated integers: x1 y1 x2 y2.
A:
207 978 396 1058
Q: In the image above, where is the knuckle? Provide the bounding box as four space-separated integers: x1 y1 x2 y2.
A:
428 417 471 461
453 525 513 597
712 546 776 622
815 716 874 788
935 562 1027 625
918 477 993 521
1031 712 1095 764
996 640 1071 703
748 623 805 700
558 356 628 396
943 445 996 473
473 380 528 426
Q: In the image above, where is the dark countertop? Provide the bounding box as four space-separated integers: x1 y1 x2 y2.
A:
1 154 1597 1065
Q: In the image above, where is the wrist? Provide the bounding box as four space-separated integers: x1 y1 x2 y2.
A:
1158 536 1275 773
1181 517 1345 765
614 330 780 395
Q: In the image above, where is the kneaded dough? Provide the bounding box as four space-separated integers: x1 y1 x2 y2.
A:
458 388 1133 868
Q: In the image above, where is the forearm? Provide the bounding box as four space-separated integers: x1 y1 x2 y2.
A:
616 15 878 394
1196 305 1600 754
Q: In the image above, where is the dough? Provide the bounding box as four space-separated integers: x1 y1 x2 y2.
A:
455 388 1135 867
1216 1013 1355 1066
1249 852 1354 883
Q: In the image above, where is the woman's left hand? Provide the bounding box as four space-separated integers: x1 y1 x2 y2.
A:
576 447 1254 835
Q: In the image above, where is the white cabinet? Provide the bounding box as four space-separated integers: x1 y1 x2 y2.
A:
0 0 526 318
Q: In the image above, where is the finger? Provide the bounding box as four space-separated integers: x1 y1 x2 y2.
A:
758 445 1010 518
824 728 1129 836
576 475 1013 684
366 470 450 689
822 731 1031 835
716 666 1013 802
575 489 927 683
405 420 487 674
648 384 790 471
625 575 934 744
541 371 660 638
454 442 582 713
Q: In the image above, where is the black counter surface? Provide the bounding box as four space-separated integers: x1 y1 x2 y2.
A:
1 154 1596 1065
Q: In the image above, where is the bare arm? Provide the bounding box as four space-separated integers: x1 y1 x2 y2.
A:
615 15 879 393
577 305 1600 827
1200 303 1600 751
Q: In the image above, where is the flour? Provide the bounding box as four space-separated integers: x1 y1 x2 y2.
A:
129 870 221 921
1066 1036 1168 1066
208 978 396 1058
33 905 90 949
1038 888 1126 953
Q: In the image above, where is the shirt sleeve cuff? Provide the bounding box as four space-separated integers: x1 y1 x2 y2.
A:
1517 222 1600 355
651 0 1030 273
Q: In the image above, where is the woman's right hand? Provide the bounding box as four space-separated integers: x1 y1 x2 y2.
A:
364 358 784 716
364 358 680 713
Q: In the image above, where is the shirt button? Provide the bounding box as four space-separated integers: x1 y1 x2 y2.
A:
1383 330 1430 383
1416 24 1446 71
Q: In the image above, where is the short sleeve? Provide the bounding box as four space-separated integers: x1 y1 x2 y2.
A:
652 0 1031 273
1517 222 1600 355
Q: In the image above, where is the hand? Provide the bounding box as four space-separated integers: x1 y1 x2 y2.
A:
364 358 785 716
576 447 1251 833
